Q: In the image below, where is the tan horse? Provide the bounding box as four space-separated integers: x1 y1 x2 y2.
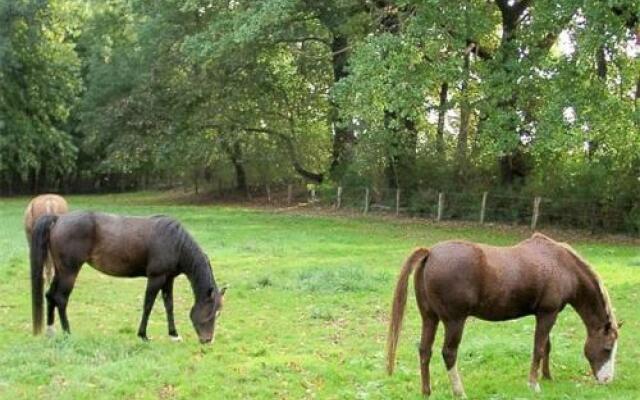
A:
387 233 619 397
24 194 68 286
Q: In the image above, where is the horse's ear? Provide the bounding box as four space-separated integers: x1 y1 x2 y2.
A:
617 320 624 329
220 285 227 296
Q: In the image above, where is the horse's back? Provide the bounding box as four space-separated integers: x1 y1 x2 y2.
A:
50 212 176 277
423 238 575 320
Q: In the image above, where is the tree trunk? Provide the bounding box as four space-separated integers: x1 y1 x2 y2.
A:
436 82 448 155
494 0 530 185
384 112 418 192
596 45 607 80
376 0 418 194
456 51 471 178
328 34 356 182
222 139 248 194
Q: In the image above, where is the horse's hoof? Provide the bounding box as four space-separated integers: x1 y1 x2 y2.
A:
528 381 541 393
169 335 183 342
138 334 150 342
46 325 56 338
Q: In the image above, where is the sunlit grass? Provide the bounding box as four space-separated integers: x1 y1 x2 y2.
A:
0 192 638 399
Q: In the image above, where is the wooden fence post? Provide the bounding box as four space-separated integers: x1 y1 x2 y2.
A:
437 192 444 222
364 188 370 214
265 184 271 203
480 191 488 224
395 189 401 216
287 184 292 205
337 186 343 209
531 196 542 230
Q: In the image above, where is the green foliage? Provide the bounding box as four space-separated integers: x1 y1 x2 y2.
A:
1 0 639 231
0 0 83 185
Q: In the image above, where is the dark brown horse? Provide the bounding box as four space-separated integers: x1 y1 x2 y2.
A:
24 194 68 286
387 233 618 397
30 211 225 343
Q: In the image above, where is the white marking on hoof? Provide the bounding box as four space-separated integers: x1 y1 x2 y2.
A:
596 341 617 384
170 335 183 342
46 325 55 338
529 381 541 393
448 365 467 398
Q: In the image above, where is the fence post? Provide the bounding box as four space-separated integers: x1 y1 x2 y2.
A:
480 191 488 224
531 196 542 230
395 189 401 216
437 192 444 222
364 188 370 214
337 186 343 209
265 184 271 203
287 184 293 205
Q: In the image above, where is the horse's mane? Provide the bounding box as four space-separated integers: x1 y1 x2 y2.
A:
532 233 616 326
156 217 216 293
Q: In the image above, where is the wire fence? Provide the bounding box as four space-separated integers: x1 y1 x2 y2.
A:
250 183 638 236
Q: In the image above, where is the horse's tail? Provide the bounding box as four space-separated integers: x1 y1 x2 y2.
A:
386 247 430 375
31 215 58 335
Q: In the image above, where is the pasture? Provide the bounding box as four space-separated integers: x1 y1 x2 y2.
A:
0 193 638 399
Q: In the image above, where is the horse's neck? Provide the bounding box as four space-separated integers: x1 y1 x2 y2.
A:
571 272 610 333
181 253 214 301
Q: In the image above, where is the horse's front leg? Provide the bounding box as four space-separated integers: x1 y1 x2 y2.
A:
419 316 439 396
529 312 558 392
161 276 181 341
442 319 467 398
137 275 166 341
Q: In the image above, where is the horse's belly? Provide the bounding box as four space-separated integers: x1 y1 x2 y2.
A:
471 290 539 321
87 253 146 277
471 307 533 321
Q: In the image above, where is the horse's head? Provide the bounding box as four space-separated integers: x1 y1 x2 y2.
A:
584 321 618 384
190 286 226 344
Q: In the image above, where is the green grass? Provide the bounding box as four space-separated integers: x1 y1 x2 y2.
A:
0 192 639 399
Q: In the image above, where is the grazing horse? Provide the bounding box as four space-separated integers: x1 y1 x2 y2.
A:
386 233 619 397
30 211 225 343
24 194 68 286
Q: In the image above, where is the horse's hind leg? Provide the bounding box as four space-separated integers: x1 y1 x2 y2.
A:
50 264 81 334
161 276 181 341
542 337 552 379
415 263 438 395
442 319 467 398
419 316 439 396
45 279 58 336
137 275 166 341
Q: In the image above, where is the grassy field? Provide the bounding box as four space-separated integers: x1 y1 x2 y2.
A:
0 192 638 399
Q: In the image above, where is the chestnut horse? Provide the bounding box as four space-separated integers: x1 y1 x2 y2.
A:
387 233 618 397
24 194 68 286
30 211 225 343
